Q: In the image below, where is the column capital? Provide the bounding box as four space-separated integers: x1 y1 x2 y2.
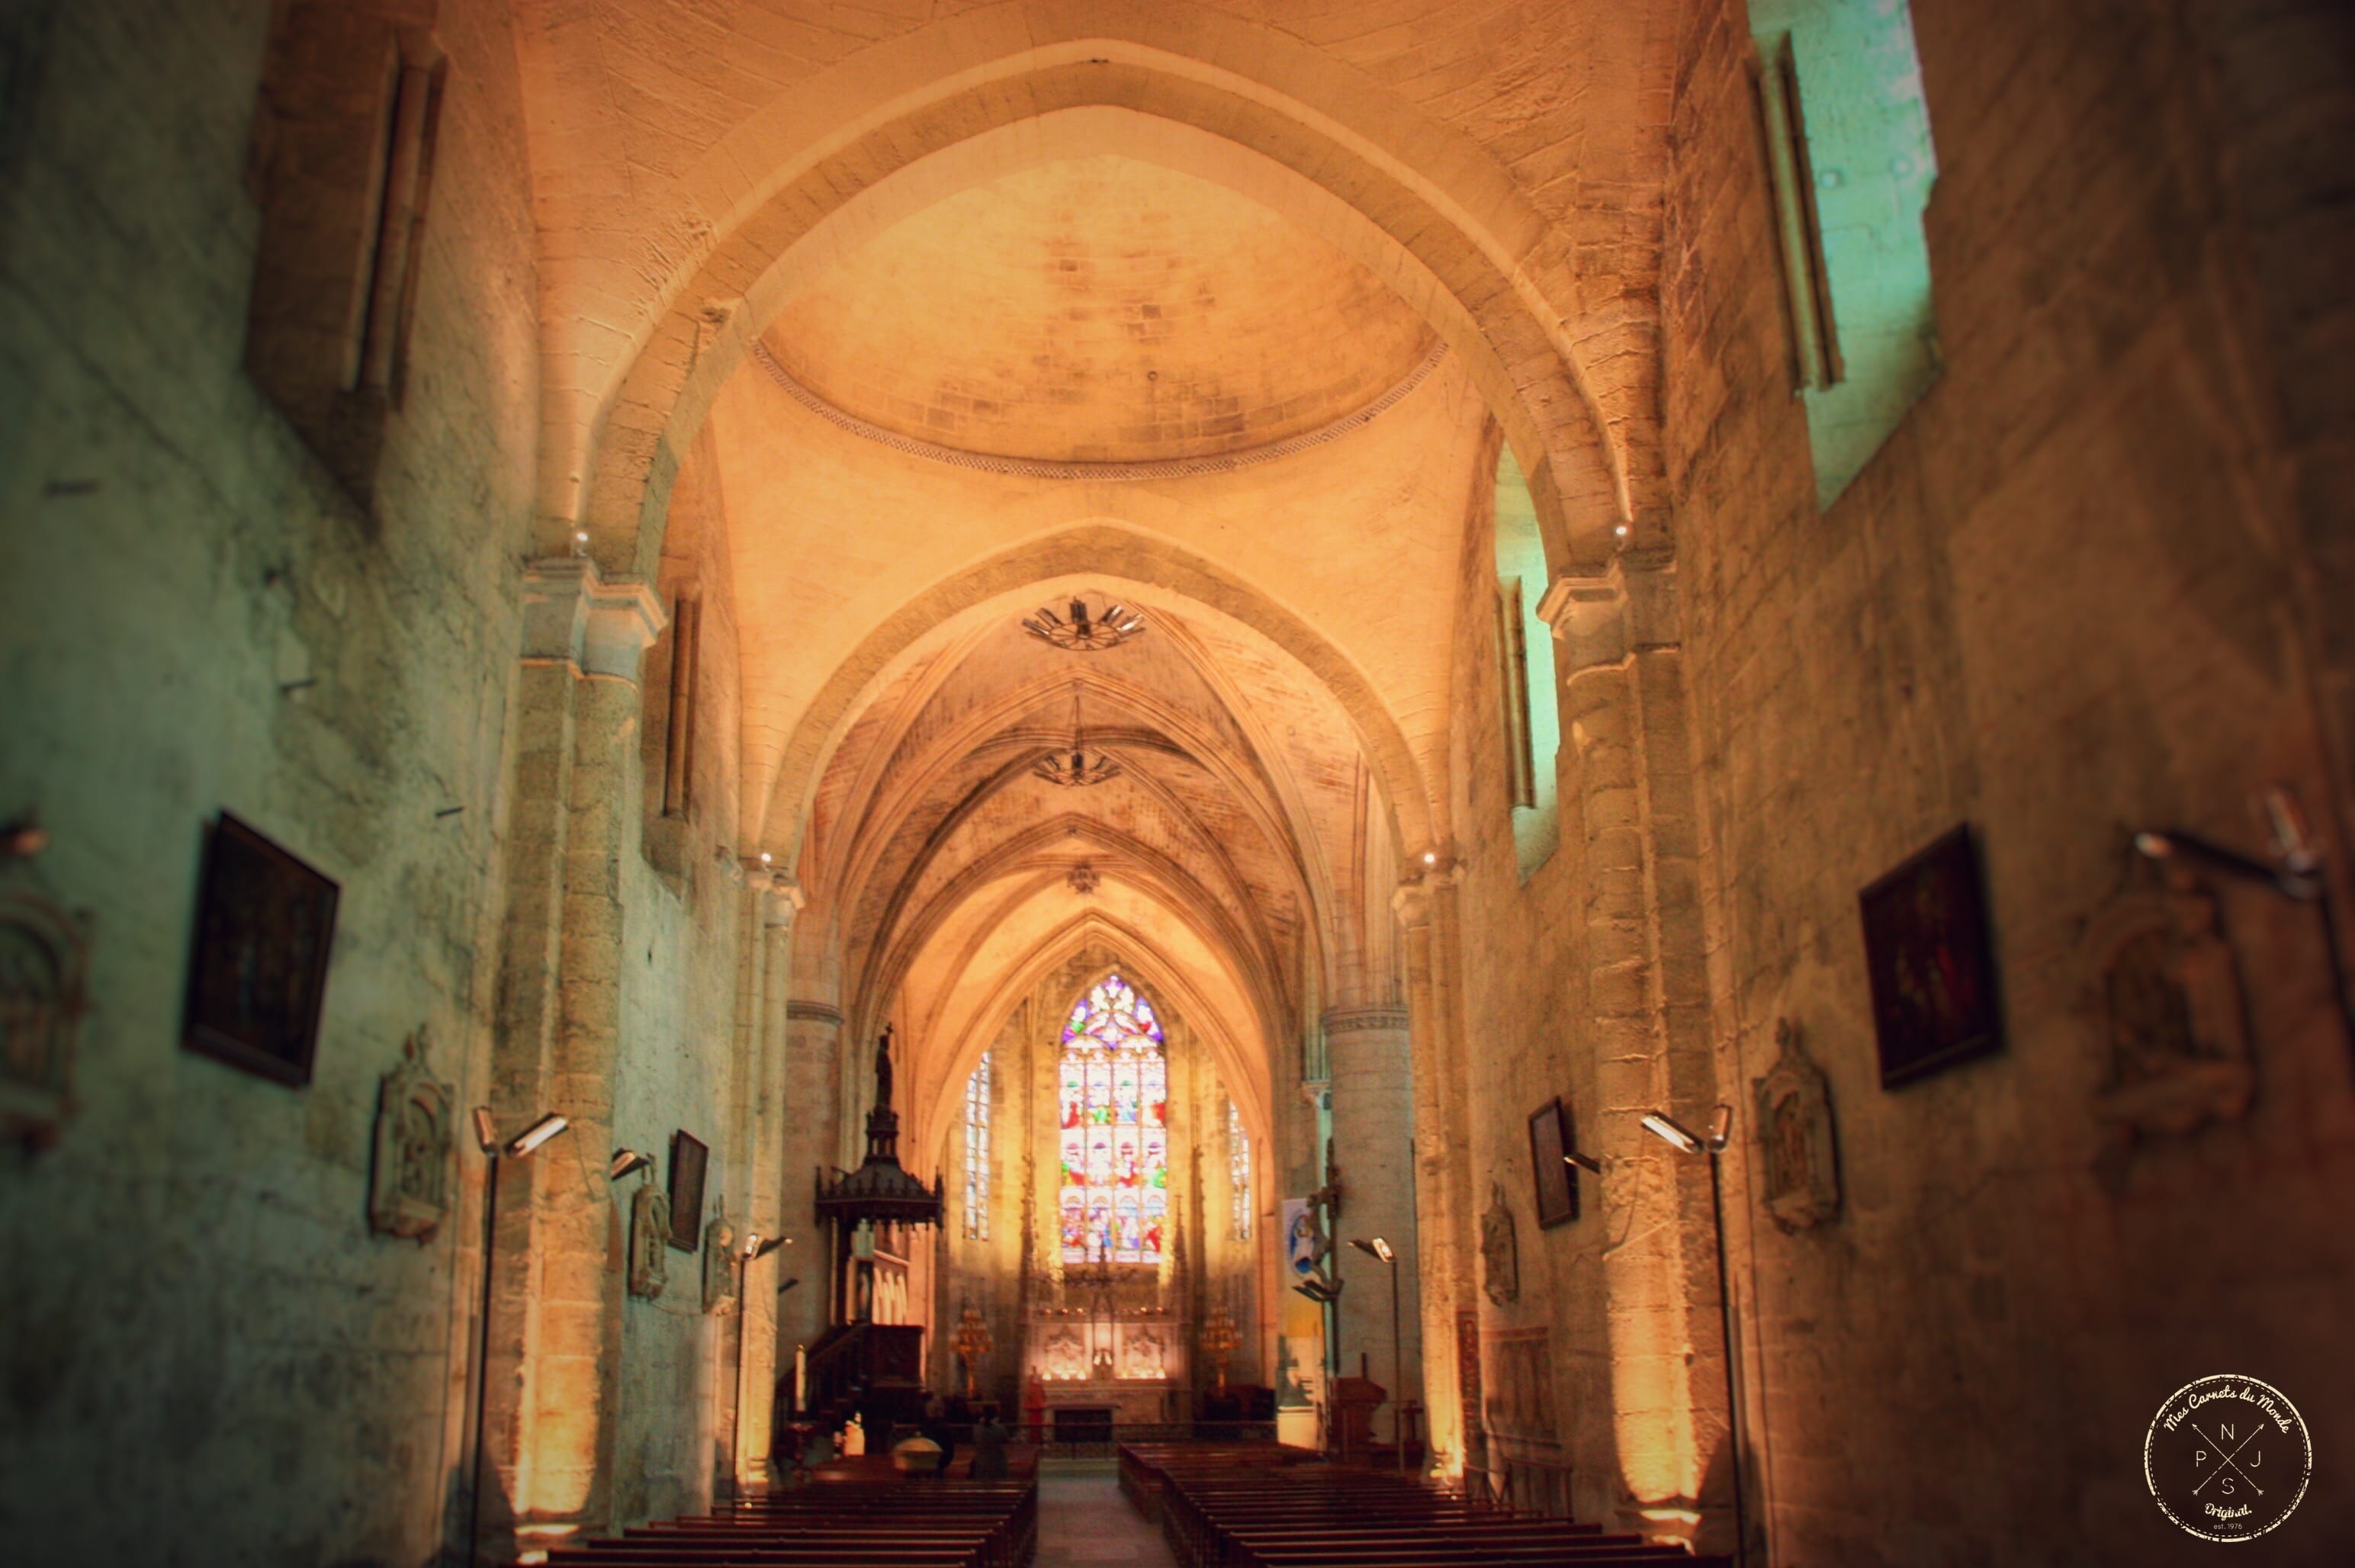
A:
1534 551 1679 675
521 557 667 681
1391 858 1460 925
739 860 805 928
786 1000 844 1028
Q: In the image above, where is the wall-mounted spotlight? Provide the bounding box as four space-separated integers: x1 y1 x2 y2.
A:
609 1149 654 1181
1562 1149 1603 1175
778 1276 801 1296
506 1113 570 1158
742 1233 788 1262
472 1107 500 1155
1640 1107 1730 1157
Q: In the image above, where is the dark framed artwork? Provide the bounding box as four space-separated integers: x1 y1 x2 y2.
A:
667 1129 710 1251
1859 824 2005 1089
1526 1096 1579 1229
182 812 339 1087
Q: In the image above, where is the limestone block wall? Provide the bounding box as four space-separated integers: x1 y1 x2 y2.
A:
0 0 540 1561
1659 0 2355 1562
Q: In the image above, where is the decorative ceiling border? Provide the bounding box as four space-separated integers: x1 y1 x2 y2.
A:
749 335 1451 482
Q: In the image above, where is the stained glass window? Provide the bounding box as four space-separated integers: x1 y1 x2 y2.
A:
1229 1100 1251 1241
1057 974 1168 1265
962 1052 991 1240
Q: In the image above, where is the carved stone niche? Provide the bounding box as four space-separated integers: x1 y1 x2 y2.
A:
628 1181 671 1300
0 889 91 1150
702 1198 737 1314
1753 1018 1840 1234
368 1027 453 1241
2080 876 2253 1142
1480 1182 1518 1307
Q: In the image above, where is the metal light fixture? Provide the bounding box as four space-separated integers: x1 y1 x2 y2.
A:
506 1113 570 1158
1642 1103 1747 1566
1292 1274 1342 1305
609 1148 654 1181
1350 1236 1407 1471
1033 691 1121 788
742 1233 788 1261
465 1109 571 1566
1022 596 1145 651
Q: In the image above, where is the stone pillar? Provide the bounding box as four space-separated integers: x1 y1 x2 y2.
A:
1320 1006 1423 1423
1540 555 1730 1549
779 996 844 1364
483 557 663 1561
1393 872 1476 1476
726 875 801 1489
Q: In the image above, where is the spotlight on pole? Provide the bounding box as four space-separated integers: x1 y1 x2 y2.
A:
506 1113 570 1158
471 1107 499 1155
609 1149 654 1181
1562 1150 1603 1175
1349 1236 1395 1264
1639 1104 1747 1565
742 1233 787 1262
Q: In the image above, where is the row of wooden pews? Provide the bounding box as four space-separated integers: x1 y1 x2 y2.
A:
1123 1443 1730 1568
545 1473 1037 1568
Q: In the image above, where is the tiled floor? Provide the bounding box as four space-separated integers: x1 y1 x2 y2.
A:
1032 1461 1180 1567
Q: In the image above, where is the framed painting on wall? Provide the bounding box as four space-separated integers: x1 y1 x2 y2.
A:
1859 824 2006 1089
1526 1096 1579 1229
667 1129 709 1250
182 812 339 1087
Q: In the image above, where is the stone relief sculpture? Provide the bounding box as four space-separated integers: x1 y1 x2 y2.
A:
0 885 90 1150
2081 876 2253 1142
1480 1182 1518 1306
1752 1018 1840 1233
1123 1325 1168 1380
368 1027 453 1241
628 1181 671 1300
1043 1324 1085 1381
702 1197 737 1313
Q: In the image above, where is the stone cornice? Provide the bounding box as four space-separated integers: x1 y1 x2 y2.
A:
786 1000 845 1027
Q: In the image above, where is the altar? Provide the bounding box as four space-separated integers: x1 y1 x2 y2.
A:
1023 1263 1188 1424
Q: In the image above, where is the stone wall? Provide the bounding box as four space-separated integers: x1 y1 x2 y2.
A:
1659 0 2355 1560
0 0 539 1560
0 1 767 1557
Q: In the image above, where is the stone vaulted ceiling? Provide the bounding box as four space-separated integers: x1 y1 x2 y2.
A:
679 136 1492 1139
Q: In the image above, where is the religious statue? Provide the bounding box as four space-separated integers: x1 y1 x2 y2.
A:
1480 1182 1518 1306
368 1027 453 1242
874 1024 895 1111
628 1180 671 1300
1752 1018 1840 1233
2081 873 2254 1145
702 1197 738 1313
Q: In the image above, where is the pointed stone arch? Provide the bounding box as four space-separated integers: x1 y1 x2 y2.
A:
555 14 1651 600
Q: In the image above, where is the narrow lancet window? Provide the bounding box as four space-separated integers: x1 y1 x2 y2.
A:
962 1051 991 1240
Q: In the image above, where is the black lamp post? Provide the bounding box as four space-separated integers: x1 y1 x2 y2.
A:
463 1110 575 1567
1348 1237 1404 1473
1640 1107 1746 1567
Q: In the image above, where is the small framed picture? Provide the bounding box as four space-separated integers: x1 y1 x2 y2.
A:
1859 824 2005 1089
182 813 339 1087
1526 1096 1579 1229
667 1129 710 1251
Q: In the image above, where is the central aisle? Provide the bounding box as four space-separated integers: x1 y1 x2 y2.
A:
1033 1460 1181 1568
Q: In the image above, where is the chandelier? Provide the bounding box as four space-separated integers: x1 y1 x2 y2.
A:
1034 692 1121 788
1022 596 1145 651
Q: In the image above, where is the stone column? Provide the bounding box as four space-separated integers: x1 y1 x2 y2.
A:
1393 872 1476 1476
1540 555 1730 1549
482 557 663 1561
1320 1006 1423 1422
727 874 800 1489
779 996 844 1364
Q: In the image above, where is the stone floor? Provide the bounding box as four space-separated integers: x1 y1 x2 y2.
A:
1033 1460 1178 1567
